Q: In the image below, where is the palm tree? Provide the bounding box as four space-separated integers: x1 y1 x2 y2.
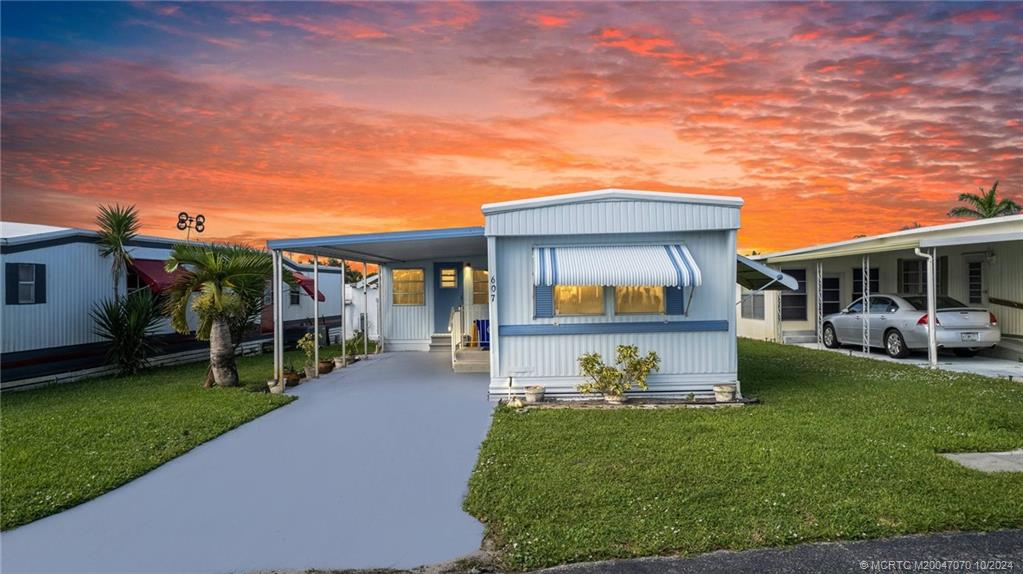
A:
163 243 276 387
96 204 142 299
947 181 1020 219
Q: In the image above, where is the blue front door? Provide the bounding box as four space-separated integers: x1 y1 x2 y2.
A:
433 262 462 333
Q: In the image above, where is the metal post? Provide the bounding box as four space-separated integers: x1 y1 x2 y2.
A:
313 257 319 377
363 261 369 357
273 250 284 383
340 260 347 365
376 267 383 353
862 255 871 354
815 260 824 349
915 247 938 367
775 290 782 343
272 250 280 383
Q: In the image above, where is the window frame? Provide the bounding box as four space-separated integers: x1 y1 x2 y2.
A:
438 267 457 289
967 260 983 304
780 268 807 321
289 285 301 306
553 285 605 316
17 263 36 305
740 288 765 320
851 267 880 302
392 267 426 306
899 259 926 295
472 269 489 305
613 285 665 316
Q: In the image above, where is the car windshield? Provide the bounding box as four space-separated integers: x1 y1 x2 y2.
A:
902 295 969 310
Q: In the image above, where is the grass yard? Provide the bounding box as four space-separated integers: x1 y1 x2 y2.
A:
464 339 1023 570
0 344 352 531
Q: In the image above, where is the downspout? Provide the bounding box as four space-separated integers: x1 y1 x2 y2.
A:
914 247 938 368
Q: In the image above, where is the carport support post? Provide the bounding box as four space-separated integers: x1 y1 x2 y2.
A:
815 260 823 349
340 260 347 365
915 247 938 368
272 250 284 384
363 261 369 357
313 257 319 377
862 255 871 354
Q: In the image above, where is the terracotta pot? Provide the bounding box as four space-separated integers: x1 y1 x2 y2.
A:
604 394 626 405
283 372 301 387
318 361 333 374
713 384 737 403
524 385 545 404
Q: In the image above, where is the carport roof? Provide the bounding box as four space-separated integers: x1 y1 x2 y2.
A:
266 226 486 263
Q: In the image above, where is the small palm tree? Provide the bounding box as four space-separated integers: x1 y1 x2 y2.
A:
163 243 276 387
91 289 163 375
947 181 1020 219
96 204 142 299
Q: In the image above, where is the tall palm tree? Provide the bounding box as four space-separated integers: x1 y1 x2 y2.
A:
96 204 142 299
947 181 1020 219
163 243 276 387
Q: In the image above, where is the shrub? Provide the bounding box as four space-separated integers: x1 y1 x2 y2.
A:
577 345 661 398
91 289 163 375
297 332 321 366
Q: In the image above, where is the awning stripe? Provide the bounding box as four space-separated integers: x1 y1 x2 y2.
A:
533 244 702 288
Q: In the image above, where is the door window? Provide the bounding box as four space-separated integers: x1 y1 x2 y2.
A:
439 268 457 289
869 297 895 314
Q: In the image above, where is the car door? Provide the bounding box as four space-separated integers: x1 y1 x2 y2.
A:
835 298 864 342
867 296 896 347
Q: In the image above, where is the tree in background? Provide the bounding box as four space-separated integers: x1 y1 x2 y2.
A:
95 204 142 299
948 181 1020 219
163 243 277 387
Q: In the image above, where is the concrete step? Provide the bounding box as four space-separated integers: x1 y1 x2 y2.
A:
429 333 452 353
782 330 818 344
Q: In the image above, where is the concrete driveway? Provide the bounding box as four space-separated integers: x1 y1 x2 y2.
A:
1 352 493 573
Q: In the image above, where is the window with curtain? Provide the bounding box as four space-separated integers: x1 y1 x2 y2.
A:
472 269 489 304
614 286 664 315
554 285 604 315
392 268 425 305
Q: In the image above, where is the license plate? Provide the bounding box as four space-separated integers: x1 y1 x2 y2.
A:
961 332 979 342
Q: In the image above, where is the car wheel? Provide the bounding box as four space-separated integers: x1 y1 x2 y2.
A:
953 348 979 358
885 329 910 358
822 324 840 348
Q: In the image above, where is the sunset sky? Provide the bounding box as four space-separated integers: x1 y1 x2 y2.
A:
2 1 1021 253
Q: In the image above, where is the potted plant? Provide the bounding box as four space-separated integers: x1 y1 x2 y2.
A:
577 345 661 404
318 357 333 375
297 333 319 379
282 361 301 387
713 384 737 403
524 385 545 403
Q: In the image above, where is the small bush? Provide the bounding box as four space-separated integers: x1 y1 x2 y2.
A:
577 344 661 398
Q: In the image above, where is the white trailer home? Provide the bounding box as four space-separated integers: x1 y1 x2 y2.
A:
266 189 795 399
736 215 1023 363
1 222 341 387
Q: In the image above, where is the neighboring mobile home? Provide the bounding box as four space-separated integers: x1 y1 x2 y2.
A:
736 215 1023 362
266 189 795 399
1 222 341 387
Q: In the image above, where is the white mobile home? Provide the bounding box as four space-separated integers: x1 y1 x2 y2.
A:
1 222 342 386
736 216 1023 362
266 189 794 399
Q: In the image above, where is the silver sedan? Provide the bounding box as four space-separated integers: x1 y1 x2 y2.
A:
822 294 1001 358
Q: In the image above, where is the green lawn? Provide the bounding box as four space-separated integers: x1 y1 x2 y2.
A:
0 344 353 531
464 339 1023 570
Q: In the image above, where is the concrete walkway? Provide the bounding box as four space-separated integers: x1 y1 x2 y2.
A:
795 343 1023 380
943 449 1023 472
0 353 493 573
537 530 1023 574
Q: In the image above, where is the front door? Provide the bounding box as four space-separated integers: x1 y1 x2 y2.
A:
433 262 462 333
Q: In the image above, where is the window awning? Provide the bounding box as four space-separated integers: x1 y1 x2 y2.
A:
533 244 702 287
129 259 189 294
291 271 326 302
736 255 798 291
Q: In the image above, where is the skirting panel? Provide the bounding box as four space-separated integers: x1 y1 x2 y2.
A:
488 372 738 401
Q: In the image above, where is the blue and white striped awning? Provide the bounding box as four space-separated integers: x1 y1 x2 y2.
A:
533 244 702 287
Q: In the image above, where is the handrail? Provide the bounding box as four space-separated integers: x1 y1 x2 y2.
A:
989 297 1023 311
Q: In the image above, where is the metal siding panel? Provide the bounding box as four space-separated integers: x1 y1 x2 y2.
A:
486 200 740 236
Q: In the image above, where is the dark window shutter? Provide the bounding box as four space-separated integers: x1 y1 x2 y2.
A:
5 263 18 305
666 286 684 315
534 284 554 318
34 264 46 304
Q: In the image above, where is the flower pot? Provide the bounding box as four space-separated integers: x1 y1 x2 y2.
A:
333 357 346 369
283 372 301 387
304 365 317 379
524 385 545 404
713 384 737 403
604 394 626 405
318 361 333 374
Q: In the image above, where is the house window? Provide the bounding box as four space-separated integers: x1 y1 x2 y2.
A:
851 267 879 302
472 269 489 305
780 269 807 321
968 261 983 304
392 268 425 305
614 286 664 315
439 268 457 289
899 259 926 294
17 264 36 304
554 285 604 316
289 286 301 306
740 288 765 320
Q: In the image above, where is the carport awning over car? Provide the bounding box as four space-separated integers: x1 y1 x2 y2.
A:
736 255 799 291
533 244 702 287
